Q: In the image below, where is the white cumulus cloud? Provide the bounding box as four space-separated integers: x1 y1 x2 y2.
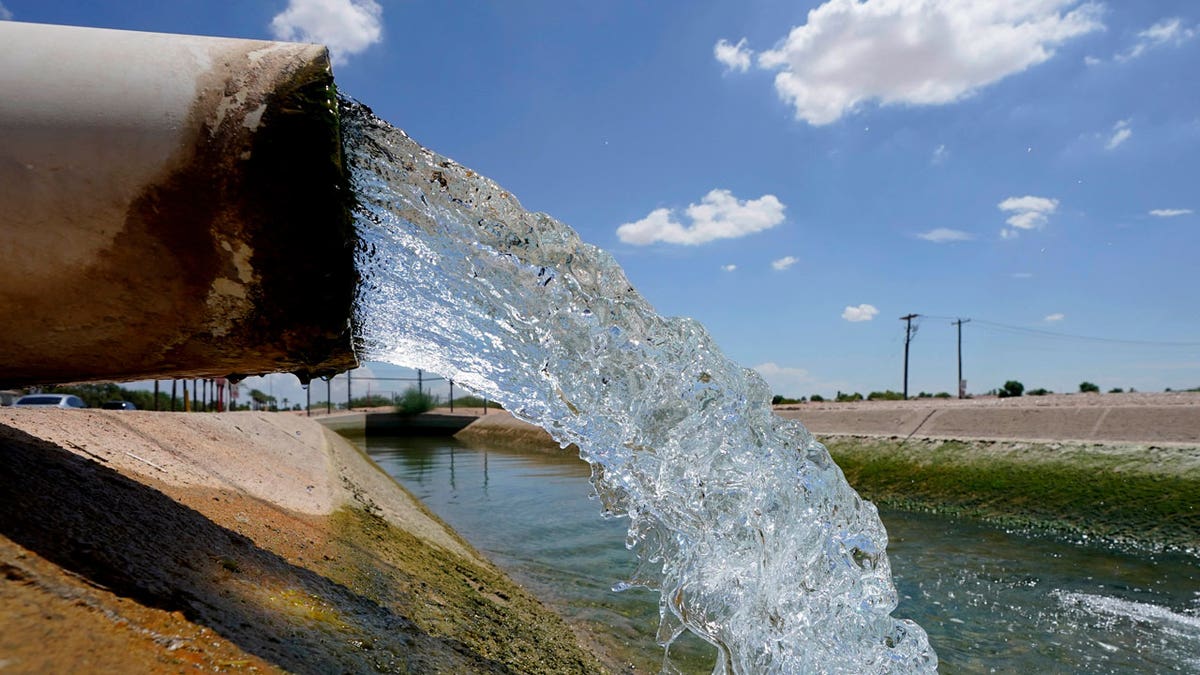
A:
1150 208 1193 218
772 255 799 271
1117 17 1198 62
737 0 1102 125
842 304 879 322
270 0 383 65
617 189 786 246
714 38 753 73
1105 119 1132 150
1044 312 1065 322
918 227 973 243
721 264 738 272
998 195 1058 238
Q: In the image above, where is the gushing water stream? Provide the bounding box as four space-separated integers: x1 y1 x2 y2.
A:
342 100 936 673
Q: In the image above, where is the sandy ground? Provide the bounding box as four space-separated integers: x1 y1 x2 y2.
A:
0 409 601 674
774 391 1200 446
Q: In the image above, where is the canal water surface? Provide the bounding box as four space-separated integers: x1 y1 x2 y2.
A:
366 435 1200 673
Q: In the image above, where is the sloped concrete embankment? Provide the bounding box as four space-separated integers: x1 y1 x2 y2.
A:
774 401 1200 445
454 411 565 451
0 409 601 673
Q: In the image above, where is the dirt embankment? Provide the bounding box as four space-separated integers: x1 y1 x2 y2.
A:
0 410 602 674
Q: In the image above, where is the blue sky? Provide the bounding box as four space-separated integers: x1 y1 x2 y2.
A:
7 1 1199 403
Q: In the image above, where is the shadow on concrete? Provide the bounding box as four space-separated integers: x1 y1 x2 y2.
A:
0 422 515 673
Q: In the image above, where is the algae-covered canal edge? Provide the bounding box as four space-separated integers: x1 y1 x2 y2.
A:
826 435 1200 554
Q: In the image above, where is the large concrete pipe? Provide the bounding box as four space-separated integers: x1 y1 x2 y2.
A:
0 22 358 387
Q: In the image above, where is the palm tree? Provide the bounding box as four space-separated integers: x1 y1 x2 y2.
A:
248 388 268 411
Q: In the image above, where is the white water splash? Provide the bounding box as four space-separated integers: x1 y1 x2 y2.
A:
342 100 935 673
1055 590 1200 633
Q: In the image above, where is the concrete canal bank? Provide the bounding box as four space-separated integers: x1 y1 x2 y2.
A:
0 410 601 673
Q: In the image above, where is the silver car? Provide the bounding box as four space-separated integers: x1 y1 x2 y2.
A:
12 394 87 408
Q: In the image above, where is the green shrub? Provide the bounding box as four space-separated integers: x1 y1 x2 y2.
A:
1079 381 1100 393
396 387 435 415
1109 387 1124 394
810 394 825 402
1027 388 1051 396
867 390 905 401
835 392 863 402
934 392 952 398
998 380 1024 398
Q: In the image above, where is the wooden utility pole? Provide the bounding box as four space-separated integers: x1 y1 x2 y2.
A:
900 314 919 400
952 318 970 398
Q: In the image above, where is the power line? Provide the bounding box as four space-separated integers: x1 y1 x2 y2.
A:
969 319 1200 348
911 314 1200 348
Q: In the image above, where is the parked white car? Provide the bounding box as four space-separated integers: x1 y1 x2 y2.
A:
12 394 87 408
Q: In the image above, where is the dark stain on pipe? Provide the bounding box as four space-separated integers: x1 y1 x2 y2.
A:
0 42 358 388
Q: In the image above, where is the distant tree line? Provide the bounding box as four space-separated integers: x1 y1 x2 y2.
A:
20 383 505 415
771 390 951 404
987 380 1155 397
767 378 1200 403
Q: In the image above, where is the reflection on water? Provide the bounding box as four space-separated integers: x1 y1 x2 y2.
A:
367 436 1200 673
